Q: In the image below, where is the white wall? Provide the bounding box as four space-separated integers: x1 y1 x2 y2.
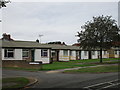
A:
2 49 22 60
70 51 76 60
92 51 98 59
81 51 88 59
34 49 50 64
102 51 108 58
114 50 119 58
59 50 69 61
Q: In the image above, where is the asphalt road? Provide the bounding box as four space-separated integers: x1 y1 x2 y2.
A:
2 69 119 89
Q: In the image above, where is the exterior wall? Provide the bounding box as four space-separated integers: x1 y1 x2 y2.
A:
2 48 50 64
22 49 32 62
51 50 58 61
92 51 98 59
2 60 42 69
114 50 119 58
59 50 70 61
76 51 80 60
102 51 109 58
81 51 88 59
70 50 76 60
34 49 50 64
2 49 22 60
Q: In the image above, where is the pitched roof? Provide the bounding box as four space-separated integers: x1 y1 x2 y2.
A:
1 40 51 49
1 40 81 50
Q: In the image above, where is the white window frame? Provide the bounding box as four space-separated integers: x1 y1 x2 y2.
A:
104 51 107 55
114 50 117 55
70 51 73 56
41 49 48 57
84 51 87 56
92 51 95 55
22 49 29 58
63 50 68 56
4 49 14 58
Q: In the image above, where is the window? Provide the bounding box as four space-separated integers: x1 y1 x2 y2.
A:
114 50 117 55
84 51 87 56
104 51 107 55
70 51 73 56
51 50 56 57
92 51 95 55
97 51 100 55
22 49 29 57
41 49 48 57
63 50 68 56
4 49 14 58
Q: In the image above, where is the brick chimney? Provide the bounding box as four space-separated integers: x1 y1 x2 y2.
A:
2 33 14 41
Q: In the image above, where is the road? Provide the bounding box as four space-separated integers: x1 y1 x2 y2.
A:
2 69 119 89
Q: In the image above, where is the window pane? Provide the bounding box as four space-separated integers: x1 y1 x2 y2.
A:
8 52 14 57
22 49 29 57
4 49 14 58
41 49 48 57
64 50 68 56
4 49 7 57
84 51 87 56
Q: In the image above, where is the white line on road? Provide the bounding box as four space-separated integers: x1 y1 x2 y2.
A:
84 79 119 89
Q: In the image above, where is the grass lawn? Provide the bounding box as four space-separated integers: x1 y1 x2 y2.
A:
42 58 120 70
3 67 41 71
2 77 29 89
63 65 119 73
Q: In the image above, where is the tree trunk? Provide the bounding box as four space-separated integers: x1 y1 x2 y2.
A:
100 48 102 63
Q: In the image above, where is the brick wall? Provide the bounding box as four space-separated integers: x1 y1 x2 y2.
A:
2 60 42 69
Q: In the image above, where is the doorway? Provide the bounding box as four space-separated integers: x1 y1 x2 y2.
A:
31 50 35 62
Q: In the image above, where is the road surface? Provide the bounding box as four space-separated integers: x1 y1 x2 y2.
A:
2 69 119 89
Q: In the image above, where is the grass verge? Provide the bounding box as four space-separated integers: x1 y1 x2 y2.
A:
3 67 41 71
2 58 120 71
63 65 119 73
2 77 29 89
42 58 119 70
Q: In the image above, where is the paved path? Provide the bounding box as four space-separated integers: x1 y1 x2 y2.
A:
46 64 118 73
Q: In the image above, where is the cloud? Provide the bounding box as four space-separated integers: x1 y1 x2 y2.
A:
1 2 118 44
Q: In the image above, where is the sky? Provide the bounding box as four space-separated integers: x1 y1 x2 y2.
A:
0 0 119 45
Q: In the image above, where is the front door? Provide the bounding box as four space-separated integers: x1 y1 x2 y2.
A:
31 50 35 62
88 51 92 59
56 50 59 61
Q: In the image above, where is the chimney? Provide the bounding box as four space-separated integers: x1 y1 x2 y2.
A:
36 39 39 43
2 33 14 41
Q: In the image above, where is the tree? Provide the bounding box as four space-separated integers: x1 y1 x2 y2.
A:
0 0 10 22
0 0 10 8
77 15 120 63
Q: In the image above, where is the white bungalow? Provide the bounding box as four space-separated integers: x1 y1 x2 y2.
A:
1 33 120 65
2 40 51 64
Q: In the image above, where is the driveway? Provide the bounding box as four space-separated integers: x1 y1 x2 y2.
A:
2 69 119 88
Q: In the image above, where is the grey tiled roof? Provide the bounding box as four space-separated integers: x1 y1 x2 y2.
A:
1 40 81 50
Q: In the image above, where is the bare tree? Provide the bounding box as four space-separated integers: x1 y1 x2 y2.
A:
0 0 10 8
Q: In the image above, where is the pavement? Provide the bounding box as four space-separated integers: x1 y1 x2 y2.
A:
46 64 118 73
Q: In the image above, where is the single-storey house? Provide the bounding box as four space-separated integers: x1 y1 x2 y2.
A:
1 33 120 64
2 40 52 64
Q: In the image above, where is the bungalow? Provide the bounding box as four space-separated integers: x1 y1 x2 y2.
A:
1 33 81 64
1 33 120 64
2 40 52 64
46 44 81 61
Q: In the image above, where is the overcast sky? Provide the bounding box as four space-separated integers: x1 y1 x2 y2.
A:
0 0 119 45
